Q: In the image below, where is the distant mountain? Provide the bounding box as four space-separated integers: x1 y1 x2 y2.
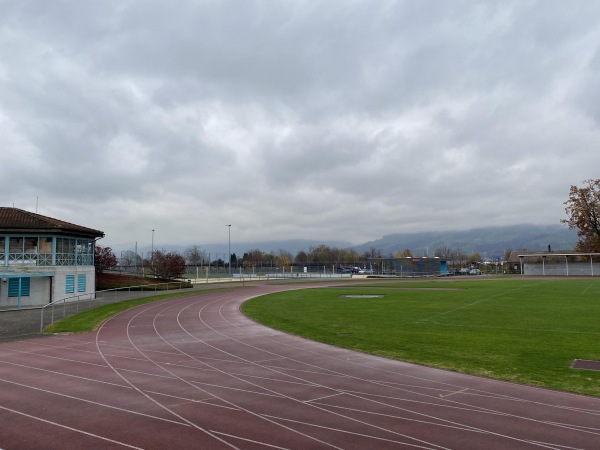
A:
117 225 578 260
352 224 578 258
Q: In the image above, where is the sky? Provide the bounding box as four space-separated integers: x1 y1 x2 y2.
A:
2 0 600 254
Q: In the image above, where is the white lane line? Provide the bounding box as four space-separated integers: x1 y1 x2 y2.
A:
316 390 508 418
149 298 346 450
96 306 239 450
161 361 317 386
209 430 291 449
0 357 242 413
542 421 600 432
0 358 130 389
108 295 347 450
242 312 600 417
308 400 489 434
344 387 600 438
96 300 244 450
581 285 593 295
262 413 447 449
524 440 583 450
0 405 145 449
439 388 469 398
187 379 286 398
252 357 288 363
188 291 502 447
210 289 592 447
344 388 600 441
305 392 345 403
416 282 547 323
161 295 451 450
145 389 228 406
0 377 188 426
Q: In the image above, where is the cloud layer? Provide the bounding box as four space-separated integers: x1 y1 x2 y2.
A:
2 1 599 251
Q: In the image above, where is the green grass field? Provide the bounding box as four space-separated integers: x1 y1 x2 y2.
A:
241 278 600 397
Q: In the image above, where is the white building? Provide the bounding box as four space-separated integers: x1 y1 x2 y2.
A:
0 208 104 309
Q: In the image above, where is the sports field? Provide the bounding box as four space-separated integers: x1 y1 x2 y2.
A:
242 278 600 397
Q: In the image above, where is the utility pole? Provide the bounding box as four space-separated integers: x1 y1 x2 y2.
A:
226 224 231 275
151 229 155 272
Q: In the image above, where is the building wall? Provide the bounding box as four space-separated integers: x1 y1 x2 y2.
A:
392 258 444 276
0 266 96 309
524 262 600 276
0 276 51 308
51 266 96 302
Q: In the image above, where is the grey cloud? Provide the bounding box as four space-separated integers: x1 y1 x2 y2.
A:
2 0 600 250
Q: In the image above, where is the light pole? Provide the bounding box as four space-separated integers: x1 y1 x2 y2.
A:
226 224 231 275
151 229 155 271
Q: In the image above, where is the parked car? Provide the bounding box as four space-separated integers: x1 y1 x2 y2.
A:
469 268 482 275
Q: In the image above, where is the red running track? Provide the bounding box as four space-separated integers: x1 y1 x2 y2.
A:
1 284 599 449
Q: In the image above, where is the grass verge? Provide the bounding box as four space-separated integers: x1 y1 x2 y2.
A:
44 289 223 334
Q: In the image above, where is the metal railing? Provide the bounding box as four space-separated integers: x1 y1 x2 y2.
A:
40 281 190 331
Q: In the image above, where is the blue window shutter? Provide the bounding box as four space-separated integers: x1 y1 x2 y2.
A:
8 279 19 297
77 274 86 292
21 278 30 296
8 278 30 297
66 275 75 294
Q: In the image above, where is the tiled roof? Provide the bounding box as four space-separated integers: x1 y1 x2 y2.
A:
0 208 104 238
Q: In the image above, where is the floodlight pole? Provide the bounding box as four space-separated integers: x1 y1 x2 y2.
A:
226 224 231 275
151 229 155 271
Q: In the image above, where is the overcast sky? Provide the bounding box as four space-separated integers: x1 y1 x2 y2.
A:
2 0 599 253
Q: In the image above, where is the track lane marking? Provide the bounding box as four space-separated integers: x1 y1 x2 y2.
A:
0 405 144 449
0 376 189 426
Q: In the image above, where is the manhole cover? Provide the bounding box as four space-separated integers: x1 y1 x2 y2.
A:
571 359 600 371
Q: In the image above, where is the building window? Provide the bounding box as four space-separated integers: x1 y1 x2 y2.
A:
0 236 5 265
76 239 94 265
66 275 75 294
8 278 30 297
77 274 86 292
56 238 76 266
8 237 24 264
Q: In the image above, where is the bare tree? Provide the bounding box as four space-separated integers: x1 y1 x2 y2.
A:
562 179 600 252
243 249 264 269
364 247 383 259
294 250 308 265
275 249 293 268
308 244 333 263
434 245 453 259
185 245 208 266
120 250 140 267
451 249 469 270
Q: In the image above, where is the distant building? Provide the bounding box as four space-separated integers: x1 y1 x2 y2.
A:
507 251 600 276
0 208 104 309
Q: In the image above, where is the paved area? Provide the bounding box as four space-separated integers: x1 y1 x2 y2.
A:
1 282 599 449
